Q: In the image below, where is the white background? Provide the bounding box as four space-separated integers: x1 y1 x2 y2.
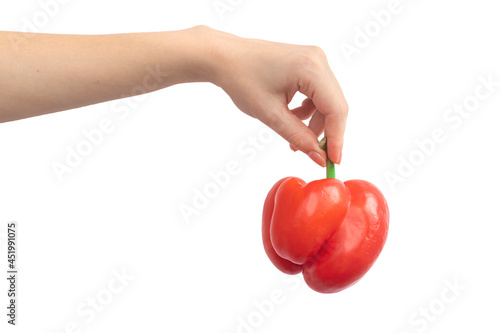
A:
1 0 499 332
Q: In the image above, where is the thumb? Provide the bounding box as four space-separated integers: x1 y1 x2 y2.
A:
264 104 326 167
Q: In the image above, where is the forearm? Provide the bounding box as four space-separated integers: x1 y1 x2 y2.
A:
0 26 215 122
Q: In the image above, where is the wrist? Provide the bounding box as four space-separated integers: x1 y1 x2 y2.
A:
147 26 221 86
174 25 220 85
185 26 238 87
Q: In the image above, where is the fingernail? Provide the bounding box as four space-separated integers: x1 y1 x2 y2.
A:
332 152 342 164
308 151 326 167
330 151 342 165
290 144 298 152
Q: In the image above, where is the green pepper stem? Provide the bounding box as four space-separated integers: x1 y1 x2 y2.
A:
326 157 336 179
319 137 335 179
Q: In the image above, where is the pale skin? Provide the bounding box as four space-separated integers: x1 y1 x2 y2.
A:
0 26 348 166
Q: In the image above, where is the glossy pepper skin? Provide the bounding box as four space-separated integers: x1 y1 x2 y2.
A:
262 176 389 294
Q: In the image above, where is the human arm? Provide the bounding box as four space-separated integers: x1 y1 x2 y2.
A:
0 26 347 165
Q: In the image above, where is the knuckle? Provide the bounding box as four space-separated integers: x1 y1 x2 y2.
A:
339 100 349 116
294 46 326 70
306 46 328 66
309 45 327 58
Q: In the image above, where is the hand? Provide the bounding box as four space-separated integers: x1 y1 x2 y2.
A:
203 27 348 166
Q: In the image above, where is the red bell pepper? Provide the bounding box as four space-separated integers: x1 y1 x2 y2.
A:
262 138 389 293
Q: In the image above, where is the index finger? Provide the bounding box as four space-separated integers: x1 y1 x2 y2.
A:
300 74 348 164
